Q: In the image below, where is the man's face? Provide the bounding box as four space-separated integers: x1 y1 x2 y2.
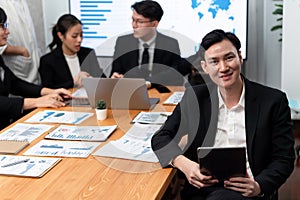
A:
0 22 9 46
201 39 243 90
131 10 158 41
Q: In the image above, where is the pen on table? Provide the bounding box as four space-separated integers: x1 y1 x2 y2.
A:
1 158 30 168
160 113 169 117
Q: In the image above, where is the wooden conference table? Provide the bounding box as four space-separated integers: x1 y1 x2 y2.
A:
0 87 184 200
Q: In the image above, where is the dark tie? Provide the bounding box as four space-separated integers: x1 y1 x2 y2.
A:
141 43 149 65
140 43 150 77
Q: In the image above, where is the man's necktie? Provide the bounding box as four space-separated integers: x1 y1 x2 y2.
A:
141 43 149 65
140 43 150 77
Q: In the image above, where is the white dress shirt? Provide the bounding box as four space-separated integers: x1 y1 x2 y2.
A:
138 31 157 73
214 84 253 178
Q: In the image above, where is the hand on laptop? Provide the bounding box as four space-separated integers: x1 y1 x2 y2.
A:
74 71 91 87
111 72 124 78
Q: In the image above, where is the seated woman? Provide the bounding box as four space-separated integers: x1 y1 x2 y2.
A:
39 14 105 89
0 7 71 130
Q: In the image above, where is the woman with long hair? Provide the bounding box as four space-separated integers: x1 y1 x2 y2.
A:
39 14 105 89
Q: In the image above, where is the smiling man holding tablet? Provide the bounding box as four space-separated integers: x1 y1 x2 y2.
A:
151 29 295 200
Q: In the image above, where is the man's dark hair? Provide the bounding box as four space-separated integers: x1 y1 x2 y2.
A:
131 0 164 22
0 7 7 24
199 29 241 59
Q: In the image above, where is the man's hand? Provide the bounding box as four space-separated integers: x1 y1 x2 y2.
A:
19 47 30 57
224 177 261 197
173 155 219 189
111 72 124 78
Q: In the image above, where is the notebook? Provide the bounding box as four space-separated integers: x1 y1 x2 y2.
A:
197 146 246 181
0 140 29 154
82 78 160 110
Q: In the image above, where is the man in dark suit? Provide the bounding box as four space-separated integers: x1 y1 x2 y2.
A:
110 0 191 85
151 29 295 199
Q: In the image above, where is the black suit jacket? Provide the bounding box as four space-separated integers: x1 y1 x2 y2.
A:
0 56 42 130
39 46 104 89
111 32 191 85
151 77 295 197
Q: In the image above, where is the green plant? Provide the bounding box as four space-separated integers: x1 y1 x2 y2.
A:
271 1 283 42
96 99 106 109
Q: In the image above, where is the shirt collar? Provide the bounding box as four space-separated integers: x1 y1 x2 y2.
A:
138 31 157 46
218 83 245 109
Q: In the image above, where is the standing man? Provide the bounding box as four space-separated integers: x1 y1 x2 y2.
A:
110 0 191 85
0 0 41 84
152 29 295 199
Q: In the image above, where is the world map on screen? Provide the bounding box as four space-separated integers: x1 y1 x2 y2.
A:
191 0 232 20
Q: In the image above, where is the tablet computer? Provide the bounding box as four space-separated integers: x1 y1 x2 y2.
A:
197 146 246 181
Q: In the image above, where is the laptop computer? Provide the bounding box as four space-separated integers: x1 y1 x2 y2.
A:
82 78 160 110
64 87 90 107
197 146 246 181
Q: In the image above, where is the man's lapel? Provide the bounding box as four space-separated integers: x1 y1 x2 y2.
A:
202 85 219 147
244 79 260 156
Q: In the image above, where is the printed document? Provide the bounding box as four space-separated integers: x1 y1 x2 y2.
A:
24 140 100 158
45 125 117 141
93 123 161 162
25 110 93 124
0 123 53 143
131 112 172 124
163 91 184 105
